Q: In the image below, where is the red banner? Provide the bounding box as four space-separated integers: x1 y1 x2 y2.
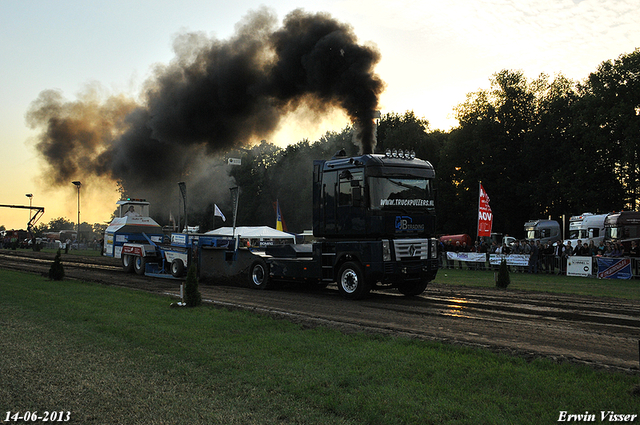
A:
478 184 493 237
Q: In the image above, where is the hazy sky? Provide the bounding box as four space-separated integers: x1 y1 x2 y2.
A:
1 0 638 230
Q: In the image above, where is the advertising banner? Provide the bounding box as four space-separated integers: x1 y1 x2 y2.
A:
477 184 493 237
597 257 632 279
489 254 530 267
446 252 487 263
567 256 592 277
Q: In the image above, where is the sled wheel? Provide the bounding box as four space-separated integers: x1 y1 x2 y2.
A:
122 254 134 273
171 259 185 277
134 256 146 275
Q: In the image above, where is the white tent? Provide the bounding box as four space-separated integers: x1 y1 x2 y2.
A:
205 226 296 243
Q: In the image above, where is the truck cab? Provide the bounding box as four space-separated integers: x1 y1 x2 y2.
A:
567 213 608 248
296 150 439 298
313 151 435 239
524 219 561 245
604 211 640 250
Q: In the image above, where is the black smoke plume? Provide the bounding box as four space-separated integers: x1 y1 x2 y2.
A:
26 8 384 218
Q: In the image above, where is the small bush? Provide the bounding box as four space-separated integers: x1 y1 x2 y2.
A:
496 258 510 289
48 249 65 281
184 263 201 307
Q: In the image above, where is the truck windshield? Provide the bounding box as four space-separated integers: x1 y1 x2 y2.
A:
369 177 433 210
606 227 622 239
569 229 587 239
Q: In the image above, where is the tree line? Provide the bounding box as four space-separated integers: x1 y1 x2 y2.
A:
218 48 640 238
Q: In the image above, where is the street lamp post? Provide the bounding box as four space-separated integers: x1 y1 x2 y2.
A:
25 193 33 222
72 181 81 243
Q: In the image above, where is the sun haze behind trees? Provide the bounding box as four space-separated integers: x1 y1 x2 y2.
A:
7 49 639 240
220 49 640 238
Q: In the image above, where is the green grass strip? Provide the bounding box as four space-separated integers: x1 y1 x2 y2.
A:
435 268 640 300
1 270 638 424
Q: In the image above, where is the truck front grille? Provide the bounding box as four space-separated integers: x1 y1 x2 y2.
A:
393 239 429 260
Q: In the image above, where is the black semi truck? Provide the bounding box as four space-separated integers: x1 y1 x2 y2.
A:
246 149 439 299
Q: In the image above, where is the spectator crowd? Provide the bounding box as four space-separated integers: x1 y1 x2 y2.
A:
440 237 640 275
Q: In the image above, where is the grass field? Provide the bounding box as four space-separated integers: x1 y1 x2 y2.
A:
434 267 640 300
1 269 638 424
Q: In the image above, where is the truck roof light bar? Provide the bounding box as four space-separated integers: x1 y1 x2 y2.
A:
384 148 415 160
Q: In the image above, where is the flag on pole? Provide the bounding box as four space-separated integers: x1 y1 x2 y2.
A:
276 200 284 231
214 204 226 222
477 183 493 237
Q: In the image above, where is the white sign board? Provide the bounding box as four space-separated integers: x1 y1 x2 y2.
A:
567 256 592 277
228 158 242 166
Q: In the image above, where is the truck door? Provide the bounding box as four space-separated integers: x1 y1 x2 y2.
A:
336 170 365 234
322 171 337 235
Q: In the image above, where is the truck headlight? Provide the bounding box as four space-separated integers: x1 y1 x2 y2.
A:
430 239 438 259
382 239 391 261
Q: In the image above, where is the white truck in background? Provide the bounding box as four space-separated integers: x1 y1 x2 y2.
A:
566 213 608 248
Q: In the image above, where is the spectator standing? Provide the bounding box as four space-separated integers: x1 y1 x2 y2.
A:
572 240 582 256
565 241 573 257
579 242 589 256
612 243 624 257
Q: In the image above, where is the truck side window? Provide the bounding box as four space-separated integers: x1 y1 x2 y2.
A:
339 179 351 205
338 171 363 206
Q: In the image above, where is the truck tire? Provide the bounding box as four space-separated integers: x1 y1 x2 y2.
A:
249 259 271 290
397 280 429 296
122 254 134 273
134 256 146 275
171 259 185 277
337 261 370 300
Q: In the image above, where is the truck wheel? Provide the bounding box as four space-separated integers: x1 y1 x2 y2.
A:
397 280 428 296
122 254 134 273
337 261 370 300
171 259 185 277
134 256 146 275
249 259 271 289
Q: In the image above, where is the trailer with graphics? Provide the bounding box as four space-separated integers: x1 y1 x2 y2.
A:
104 199 241 279
104 199 192 278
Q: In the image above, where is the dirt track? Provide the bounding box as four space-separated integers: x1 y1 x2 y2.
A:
2 249 639 372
